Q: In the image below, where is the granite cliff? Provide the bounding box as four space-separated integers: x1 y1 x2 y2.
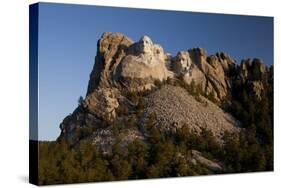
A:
57 32 272 162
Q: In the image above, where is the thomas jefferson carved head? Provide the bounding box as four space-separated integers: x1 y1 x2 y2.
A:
173 51 192 74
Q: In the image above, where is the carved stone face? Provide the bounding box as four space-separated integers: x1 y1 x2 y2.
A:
178 52 188 67
177 51 191 68
138 36 153 54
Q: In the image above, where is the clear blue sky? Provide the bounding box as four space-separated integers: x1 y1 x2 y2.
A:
37 2 273 141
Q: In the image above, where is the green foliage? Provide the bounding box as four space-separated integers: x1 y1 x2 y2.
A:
38 140 113 185
39 123 220 185
80 125 93 138
221 69 273 172
222 131 267 172
127 139 148 178
39 68 273 184
39 119 272 185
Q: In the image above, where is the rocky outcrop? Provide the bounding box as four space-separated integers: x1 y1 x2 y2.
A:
191 150 223 172
85 32 251 101
91 126 144 154
170 48 237 101
87 33 173 93
58 32 270 151
187 48 233 100
87 32 134 94
172 51 206 90
239 58 266 82
234 58 268 100
83 88 119 121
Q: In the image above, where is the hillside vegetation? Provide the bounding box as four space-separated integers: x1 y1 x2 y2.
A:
38 33 273 185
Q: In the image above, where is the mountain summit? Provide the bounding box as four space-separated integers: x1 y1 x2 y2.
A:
58 32 271 149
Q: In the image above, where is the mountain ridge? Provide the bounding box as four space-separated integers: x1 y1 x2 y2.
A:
58 32 270 149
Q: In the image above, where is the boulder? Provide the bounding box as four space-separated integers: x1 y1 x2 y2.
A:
191 150 223 172
83 88 119 121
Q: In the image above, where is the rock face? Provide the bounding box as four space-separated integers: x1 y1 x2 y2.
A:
87 32 173 93
170 48 237 100
117 36 173 90
87 32 134 94
233 58 268 100
239 58 266 83
187 48 233 100
83 88 119 121
85 32 251 101
172 51 206 90
58 32 270 153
